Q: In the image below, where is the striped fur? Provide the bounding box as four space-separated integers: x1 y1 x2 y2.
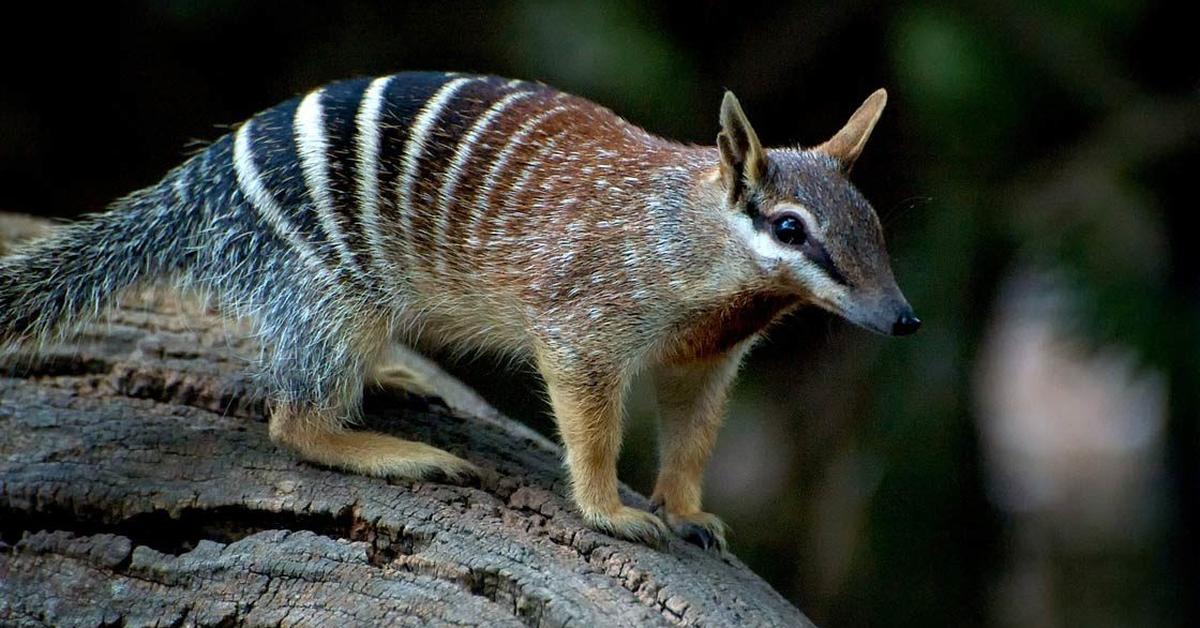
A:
296 87 361 274
0 72 911 548
354 75 396 283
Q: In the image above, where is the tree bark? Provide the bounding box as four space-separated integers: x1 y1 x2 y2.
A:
0 213 812 627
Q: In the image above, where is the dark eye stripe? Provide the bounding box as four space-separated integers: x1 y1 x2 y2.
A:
752 209 852 287
801 239 850 287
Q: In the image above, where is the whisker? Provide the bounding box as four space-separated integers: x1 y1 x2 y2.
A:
881 195 932 228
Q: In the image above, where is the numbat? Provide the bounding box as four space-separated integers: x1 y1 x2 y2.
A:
0 72 919 550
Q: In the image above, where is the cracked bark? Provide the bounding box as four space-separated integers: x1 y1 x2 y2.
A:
0 213 812 627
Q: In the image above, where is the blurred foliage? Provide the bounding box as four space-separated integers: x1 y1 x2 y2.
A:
1 1 1195 626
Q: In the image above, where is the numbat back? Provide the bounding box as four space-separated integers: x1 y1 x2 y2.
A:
0 72 919 549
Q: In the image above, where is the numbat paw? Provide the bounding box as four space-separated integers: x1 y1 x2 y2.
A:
663 511 728 552
585 506 672 548
398 444 482 485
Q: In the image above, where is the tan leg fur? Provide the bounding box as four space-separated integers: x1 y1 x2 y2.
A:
539 356 671 547
269 404 478 482
650 346 749 551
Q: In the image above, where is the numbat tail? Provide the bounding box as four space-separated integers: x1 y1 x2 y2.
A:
0 72 918 550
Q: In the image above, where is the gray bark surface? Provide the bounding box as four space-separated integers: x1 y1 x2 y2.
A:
0 213 812 627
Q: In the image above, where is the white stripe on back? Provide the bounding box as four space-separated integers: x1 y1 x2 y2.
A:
295 88 361 274
395 76 476 261
233 119 339 287
354 75 395 284
434 88 534 255
503 131 565 214
467 103 570 247
488 127 572 249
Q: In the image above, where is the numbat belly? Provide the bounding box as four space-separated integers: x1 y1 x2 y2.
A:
0 72 919 549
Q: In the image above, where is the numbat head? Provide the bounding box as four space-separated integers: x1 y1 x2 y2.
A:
714 89 919 337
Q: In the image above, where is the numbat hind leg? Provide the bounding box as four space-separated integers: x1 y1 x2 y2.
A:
257 305 475 483
268 405 478 482
371 362 439 398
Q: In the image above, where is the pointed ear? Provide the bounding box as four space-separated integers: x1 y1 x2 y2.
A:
816 88 887 172
718 91 767 202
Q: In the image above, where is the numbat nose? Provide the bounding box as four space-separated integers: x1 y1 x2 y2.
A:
892 312 922 336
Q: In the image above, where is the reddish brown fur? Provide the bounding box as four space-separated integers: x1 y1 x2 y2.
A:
658 291 801 366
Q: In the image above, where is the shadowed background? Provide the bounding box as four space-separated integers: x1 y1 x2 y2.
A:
1 2 1195 626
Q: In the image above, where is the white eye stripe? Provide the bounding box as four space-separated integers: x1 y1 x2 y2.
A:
732 211 800 262
733 211 850 300
731 202 850 290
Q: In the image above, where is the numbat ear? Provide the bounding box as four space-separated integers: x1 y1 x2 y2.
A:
816 88 887 173
718 91 767 203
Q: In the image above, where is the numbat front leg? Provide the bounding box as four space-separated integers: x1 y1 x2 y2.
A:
650 349 747 551
539 355 671 547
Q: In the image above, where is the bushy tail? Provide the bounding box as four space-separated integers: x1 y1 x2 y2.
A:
0 170 202 349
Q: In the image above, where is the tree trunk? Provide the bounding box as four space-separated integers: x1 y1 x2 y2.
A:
0 213 812 627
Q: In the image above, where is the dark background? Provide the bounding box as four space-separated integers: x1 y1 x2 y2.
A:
2 2 1196 626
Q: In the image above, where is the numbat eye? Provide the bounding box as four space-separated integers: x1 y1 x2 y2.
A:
772 214 807 246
